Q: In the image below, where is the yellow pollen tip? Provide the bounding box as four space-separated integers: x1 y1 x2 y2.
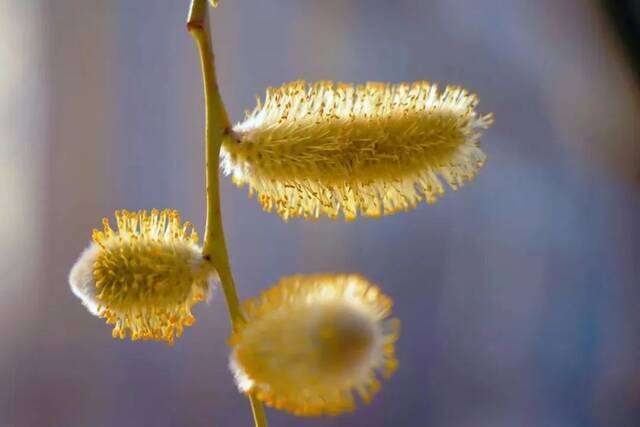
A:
222 80 493 220
69 209 215 345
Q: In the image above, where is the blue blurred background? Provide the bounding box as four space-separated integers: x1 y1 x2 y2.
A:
1 0 639 426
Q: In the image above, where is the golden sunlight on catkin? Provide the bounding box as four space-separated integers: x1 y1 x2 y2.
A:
69 209 215 345
221 80 493 221
229 274 399 416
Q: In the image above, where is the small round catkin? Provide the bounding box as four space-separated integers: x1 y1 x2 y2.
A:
229 273 399 416
69 209 215 345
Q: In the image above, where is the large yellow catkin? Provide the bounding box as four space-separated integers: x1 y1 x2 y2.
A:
69 209 215 345
229 274 399 416
222 80 493 221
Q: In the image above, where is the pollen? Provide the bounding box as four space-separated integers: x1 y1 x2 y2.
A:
229 274 399 416
69 209 215 345
221 80 494 221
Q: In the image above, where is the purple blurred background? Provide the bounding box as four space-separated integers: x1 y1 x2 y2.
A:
1 0 639 426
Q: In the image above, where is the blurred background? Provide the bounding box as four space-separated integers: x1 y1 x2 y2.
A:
1 0 639 426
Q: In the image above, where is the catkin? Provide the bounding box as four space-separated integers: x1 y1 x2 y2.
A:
69 209 215 345
222 80 493 220
229 273 399 416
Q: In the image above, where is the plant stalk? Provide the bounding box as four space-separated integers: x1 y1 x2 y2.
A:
187 2 269 426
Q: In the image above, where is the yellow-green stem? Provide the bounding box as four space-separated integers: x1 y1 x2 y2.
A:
187 2 269 427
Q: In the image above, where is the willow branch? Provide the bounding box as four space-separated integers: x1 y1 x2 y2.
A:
187 2 269 426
